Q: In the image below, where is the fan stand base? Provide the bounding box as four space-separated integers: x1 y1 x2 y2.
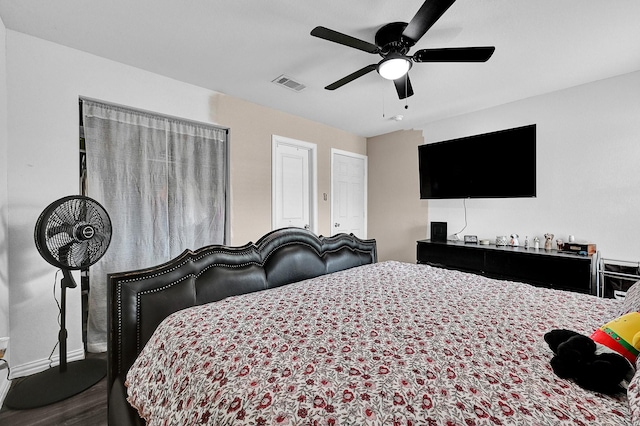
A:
3 358 106 410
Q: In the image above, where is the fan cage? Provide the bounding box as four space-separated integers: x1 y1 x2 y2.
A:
34 195 112 270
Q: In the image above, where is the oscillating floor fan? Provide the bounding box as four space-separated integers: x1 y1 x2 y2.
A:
5 195 112 409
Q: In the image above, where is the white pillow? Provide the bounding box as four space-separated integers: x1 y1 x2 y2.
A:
617 281 640 317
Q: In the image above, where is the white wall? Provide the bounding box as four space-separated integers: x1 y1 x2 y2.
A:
0 15 11 400
5 31 228 371
418 71 640 261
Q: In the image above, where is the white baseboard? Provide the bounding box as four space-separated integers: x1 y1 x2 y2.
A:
6 348 85 379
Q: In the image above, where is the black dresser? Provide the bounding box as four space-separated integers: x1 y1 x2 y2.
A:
417 240 594 294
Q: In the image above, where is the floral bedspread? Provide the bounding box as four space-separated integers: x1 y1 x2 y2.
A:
126 261 630 425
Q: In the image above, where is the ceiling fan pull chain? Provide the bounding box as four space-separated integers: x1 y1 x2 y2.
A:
405 74 409 109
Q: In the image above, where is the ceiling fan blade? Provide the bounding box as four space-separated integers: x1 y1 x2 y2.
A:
402 0 456 44
325 64 377 90
394 75 414 100
413 46 495 62
311 26 379 54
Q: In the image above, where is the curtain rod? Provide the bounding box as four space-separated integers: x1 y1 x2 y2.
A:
79 96 229 134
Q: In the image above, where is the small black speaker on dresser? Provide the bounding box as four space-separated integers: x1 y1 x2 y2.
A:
430 222 447 242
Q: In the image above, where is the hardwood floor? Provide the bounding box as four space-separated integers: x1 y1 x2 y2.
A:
0 353 107 426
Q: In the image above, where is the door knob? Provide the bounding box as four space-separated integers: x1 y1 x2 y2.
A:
334 223 340 227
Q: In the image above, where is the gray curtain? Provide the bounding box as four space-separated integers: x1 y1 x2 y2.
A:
83 100 228 352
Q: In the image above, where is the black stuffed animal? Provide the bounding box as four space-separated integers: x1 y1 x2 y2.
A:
544 329 633 395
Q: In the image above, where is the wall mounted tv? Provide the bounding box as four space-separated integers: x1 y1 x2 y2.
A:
419 124 536 199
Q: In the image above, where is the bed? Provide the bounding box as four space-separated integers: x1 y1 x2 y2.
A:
108 227 640 425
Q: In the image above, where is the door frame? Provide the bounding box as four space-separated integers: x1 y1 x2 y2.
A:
331 148 368 238
272 135 318 234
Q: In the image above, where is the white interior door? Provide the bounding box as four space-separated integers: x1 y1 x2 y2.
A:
273 136 317 232
331 149 367 238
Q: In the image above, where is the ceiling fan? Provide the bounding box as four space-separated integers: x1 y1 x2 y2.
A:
310 0 495 99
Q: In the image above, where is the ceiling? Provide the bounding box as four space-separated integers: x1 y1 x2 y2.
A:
1 0 639 137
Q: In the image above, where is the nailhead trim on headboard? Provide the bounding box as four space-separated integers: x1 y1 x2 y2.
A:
108 228 377 393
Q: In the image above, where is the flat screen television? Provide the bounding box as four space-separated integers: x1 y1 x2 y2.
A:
419 124 536 199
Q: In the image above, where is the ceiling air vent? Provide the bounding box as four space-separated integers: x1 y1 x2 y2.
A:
272 75 306 92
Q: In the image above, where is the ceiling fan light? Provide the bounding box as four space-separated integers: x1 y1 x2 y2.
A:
377 56 412 80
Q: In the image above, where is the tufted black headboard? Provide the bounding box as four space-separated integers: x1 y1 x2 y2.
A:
107 227 376 425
